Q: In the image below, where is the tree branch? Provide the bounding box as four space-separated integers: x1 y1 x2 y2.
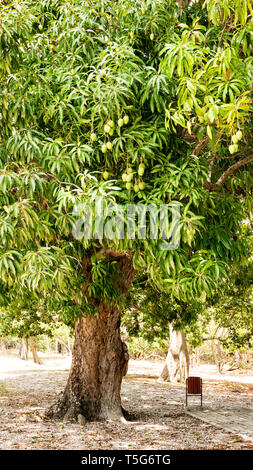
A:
215 154 253 187
207 155 216 184
194 136 209 157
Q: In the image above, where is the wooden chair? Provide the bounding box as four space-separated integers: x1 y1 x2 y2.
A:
185 376 203 409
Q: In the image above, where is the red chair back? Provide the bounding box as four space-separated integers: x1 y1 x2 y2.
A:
187 376 202 394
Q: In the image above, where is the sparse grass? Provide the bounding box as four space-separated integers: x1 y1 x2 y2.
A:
0 382 13 392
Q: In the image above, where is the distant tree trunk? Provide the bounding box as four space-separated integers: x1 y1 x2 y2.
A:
30 337 42 364
57 341 63 354
67 334 72 353
190 347 201 368
211 327 227 374
19 337 29 361
196 347 200 366
55 339 61 354
211 339 221 373
55 338 71 354
46 337 51 354
46 252 135 422
159 324 190 383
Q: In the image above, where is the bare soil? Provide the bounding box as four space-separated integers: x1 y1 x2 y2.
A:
0 351 253 450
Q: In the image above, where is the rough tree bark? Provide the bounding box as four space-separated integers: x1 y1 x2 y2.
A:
19 337 29 361
159 324 190 383
46 251 135 422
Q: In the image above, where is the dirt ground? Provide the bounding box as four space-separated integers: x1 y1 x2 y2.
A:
1 351 253 450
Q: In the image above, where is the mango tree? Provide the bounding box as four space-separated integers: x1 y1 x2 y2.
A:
0 0 252 421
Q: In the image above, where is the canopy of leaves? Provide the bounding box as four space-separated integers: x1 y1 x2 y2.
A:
0 0 252 317
122 272 202 337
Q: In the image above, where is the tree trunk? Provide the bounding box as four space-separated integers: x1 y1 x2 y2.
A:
211 327 227 374
57 340 63 354
211 339 221 373
19 337 29 361
46 337 51 354
67 334 72 353
55 337 71 354
159 324 190 383
55 338 61 354
190 346 200 368
30 337 42 364
196 346 200 366
46 252 135 422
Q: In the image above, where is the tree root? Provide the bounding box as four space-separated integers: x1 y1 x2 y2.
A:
44 392 84 423
45 395 129 424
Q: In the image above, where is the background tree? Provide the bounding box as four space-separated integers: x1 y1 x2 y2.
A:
0 296 57 363
122 276 202 382
203 230 253 372
180 225 253 373
0 0 252 421
123 228 252 377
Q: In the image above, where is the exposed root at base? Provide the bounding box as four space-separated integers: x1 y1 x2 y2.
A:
44 393 83 423
45 398 130 424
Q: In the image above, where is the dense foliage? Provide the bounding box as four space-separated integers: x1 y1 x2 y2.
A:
122 222 252 357
0 0 252 323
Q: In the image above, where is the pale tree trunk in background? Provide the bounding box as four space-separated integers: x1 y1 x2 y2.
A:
55 338 62 354
216 340 224 371
30 337 42 365
211 327 227 374
211 339 222 373
190 346 201 368
159 324 190 383
67 334 72 353
55 338 71 354
196 347 200 366
19 337 29 361
46 337 51 354
46 252 135 422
